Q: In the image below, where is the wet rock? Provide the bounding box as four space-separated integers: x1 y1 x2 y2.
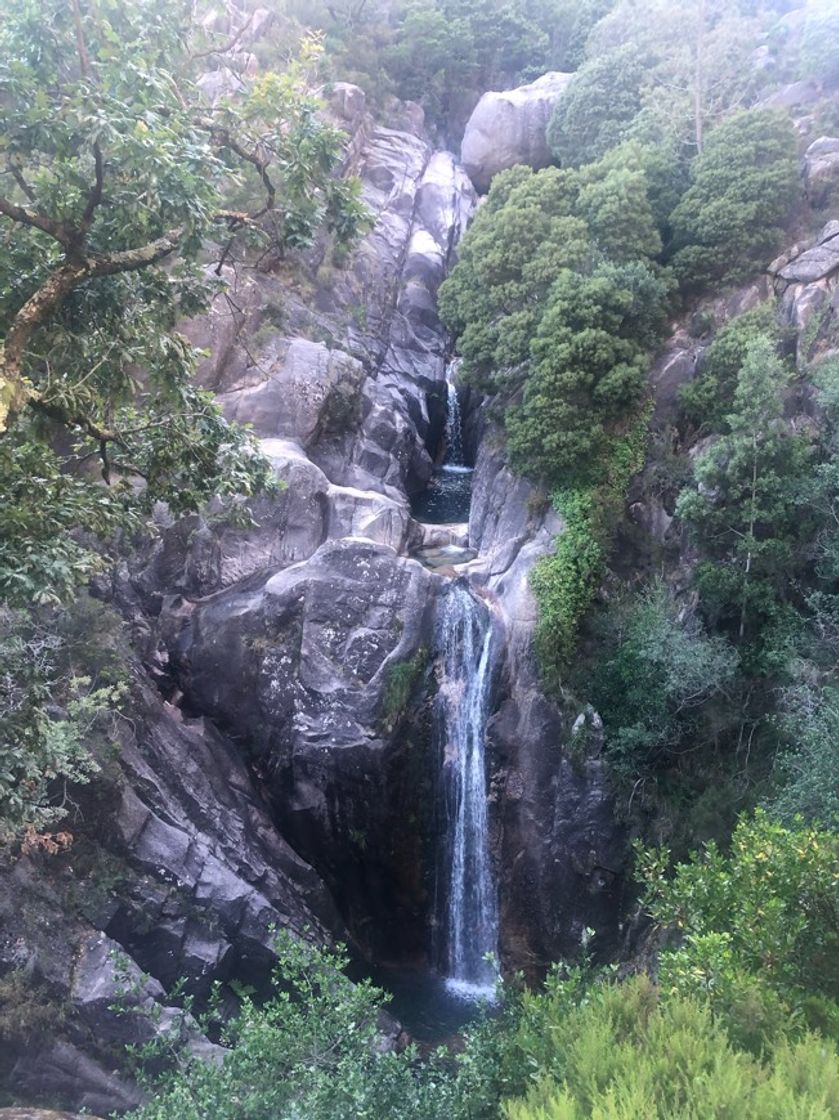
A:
6 1043 144 1117
412 544 477 569
461 72 573 192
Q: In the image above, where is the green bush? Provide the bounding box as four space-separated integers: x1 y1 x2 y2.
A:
590 583 738 780
638 811 839 1026
668 109 799 290
532 409 651 678
676 336 812 644
0 600 129 841
503 977 839 1120
506 263 668 485
547 44 651 167
678 305 780 432
126 932 464 1120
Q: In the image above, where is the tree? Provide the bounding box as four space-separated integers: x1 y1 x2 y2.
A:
0 0 366 550
547 43 652 167
582 0 767 159
771 682 839 828
668 109 799 289
679 304 781 433
590 584 738 780
638 810 839 1021
676 337 811 642
438 166 590 392
506 261 669 483
800 1 839 87
439 152 669 397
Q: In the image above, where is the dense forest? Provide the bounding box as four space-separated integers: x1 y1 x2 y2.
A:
1 0 839 1116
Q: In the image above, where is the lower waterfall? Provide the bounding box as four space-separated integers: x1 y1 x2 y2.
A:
437 582 499 999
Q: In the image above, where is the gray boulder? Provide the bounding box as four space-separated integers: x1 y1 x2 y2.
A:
173 538 443 962
218 339 366 447
774 220 839 287
804 136 839 208
461 71 572 192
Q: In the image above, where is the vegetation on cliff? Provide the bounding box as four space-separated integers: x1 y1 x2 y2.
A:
1 0 838 1115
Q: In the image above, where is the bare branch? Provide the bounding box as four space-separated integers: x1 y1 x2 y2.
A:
192 12 255 61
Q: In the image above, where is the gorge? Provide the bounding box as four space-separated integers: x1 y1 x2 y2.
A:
2 0 839 1115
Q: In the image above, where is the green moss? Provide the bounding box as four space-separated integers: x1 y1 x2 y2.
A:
380 647 428 730
532 402 652 683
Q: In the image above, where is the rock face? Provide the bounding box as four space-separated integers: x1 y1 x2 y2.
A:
804 136 839 207
172 540 443 963
771 221 839 366
0 667 339 1113
461 71 573 192
463 426 626 970
3 67 631 1115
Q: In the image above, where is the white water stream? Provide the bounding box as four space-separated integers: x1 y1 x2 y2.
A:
438 583 499 1000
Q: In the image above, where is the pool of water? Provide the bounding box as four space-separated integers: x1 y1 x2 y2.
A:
411 465 474 524
369 966 498 1042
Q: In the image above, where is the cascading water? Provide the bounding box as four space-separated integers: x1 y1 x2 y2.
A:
444 368 464 466
411 361 474 525
437 583 499 999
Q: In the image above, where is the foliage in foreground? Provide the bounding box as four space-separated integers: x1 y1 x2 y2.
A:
123 830 839 1120
504 977 839 1120
124 932 466 1120
638 810 839 1042
0 597 130 840
0 0 367 607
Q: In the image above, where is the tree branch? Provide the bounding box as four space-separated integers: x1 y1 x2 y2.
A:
191 12 255 61
0 196 73 249
6 162 37 204
81 143 105 229
0 227 185 430
196 117 276 217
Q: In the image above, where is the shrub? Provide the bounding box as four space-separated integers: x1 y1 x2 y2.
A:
637 811 839 1022
126 932 463 1120
380 648 428 729
503 978 839 1120
532 409 651 678
506 263 668 485
590 583 738 779
678 305 780 432
668 109 799 289
547 44 651 167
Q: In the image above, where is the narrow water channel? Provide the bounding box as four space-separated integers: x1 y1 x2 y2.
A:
411 362 474 525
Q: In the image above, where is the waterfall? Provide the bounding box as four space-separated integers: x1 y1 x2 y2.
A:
437 583 498 999
444 362 465 468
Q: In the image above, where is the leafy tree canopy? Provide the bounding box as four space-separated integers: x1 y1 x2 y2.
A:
0 0 367 607
676 336 812 645
668 109 799 289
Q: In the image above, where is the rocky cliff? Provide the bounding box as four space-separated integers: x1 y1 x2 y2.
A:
8 39 838 1110
2 76 624 1112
